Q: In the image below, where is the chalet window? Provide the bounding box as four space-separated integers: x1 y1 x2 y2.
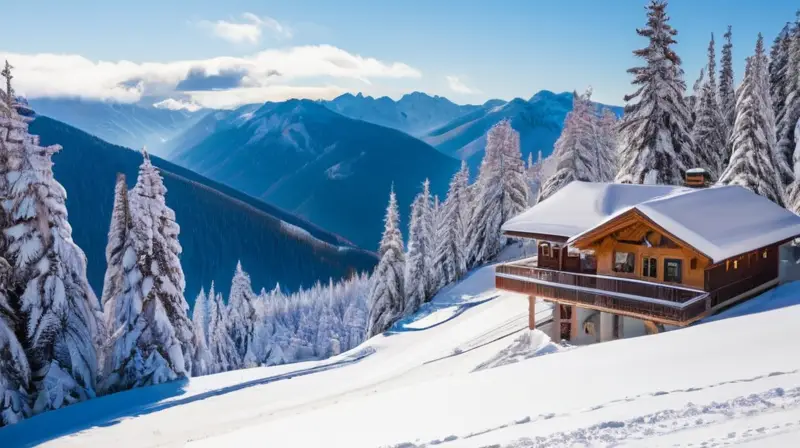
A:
733 260 739 269
540 244 550 257
613 251 635 274
642 256 657 278
567 246 580 258
763 250 768 259
664 259 682 283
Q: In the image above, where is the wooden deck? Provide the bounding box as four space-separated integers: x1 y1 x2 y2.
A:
495 259 777 326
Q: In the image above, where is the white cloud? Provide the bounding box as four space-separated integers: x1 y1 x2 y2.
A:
199 12 292 44
446 75 480 94
186 85 347 110
0 45 422 109
152 98 202 112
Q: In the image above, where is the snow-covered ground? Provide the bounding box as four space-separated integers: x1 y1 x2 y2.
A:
3 261 800 447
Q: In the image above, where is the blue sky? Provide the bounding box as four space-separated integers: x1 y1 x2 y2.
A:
1 0 797 108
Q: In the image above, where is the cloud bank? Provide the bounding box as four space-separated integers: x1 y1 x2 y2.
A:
0 45 422 109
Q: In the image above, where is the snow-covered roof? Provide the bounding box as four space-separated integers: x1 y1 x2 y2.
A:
572 185 800 263
505 181 800 263
685 168 708 174
501 182 686 240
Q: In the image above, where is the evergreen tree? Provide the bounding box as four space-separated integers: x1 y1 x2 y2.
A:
719 26 737 133
784 119 800 213
404 192 428 315
540 91 596 200
718 35 785 206
1 87 101 412
431 163 469 288
419 180 437 300
500 120 530 221
206 290 238 373
770 22 794 125
595 108 620 181
776 15 800 186
525 151 543 204
691 34 728 178
122 150 195 381
0 247 30 426
190 288 212 377
366 188 405 337
466 120 527 266
616 0 695 185
227 261 258 368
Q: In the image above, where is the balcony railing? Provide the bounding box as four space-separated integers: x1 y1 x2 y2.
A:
495 263 710 325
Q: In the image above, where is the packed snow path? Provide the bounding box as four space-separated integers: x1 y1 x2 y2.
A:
2 265 800 447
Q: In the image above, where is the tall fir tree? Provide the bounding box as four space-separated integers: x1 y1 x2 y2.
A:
366 188 405 337
431 162 469 288
0 235 30 426
615 0 695 185
206 290 238 373
776 15 800 186
719 25 737 134
100 172 148 393
190 288 213 377
123 150 195 381
419 180 437 300
0 83 101 412
596 108 620 181
466 120 527 266
404 192 429 315
691 34 728 178
718 35 785 206
227 261 258 368
770 22 794 126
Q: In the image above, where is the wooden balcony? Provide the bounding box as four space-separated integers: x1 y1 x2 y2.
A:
495 262 710 326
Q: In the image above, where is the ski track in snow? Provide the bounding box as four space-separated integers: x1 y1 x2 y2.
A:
390 370 800 448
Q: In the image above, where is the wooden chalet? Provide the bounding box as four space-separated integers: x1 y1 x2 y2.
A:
496 181 800 343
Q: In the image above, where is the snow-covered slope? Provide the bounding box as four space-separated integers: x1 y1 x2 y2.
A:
3 254 799 447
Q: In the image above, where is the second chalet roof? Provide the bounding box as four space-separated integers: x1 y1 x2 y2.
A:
502 181 686 240
504 181 800 263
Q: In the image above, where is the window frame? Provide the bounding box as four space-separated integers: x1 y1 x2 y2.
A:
540 243 551 258
663 258 683 283
612 251 636 274
642 256 658 279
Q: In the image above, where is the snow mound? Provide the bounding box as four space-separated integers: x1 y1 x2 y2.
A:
473 329 565 372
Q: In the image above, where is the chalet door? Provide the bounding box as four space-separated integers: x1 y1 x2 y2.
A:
560 304 572 341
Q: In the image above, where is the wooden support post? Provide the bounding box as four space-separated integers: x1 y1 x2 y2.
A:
528 295 536 330
551 302 562 342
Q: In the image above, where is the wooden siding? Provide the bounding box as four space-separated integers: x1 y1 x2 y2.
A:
595 240 708 289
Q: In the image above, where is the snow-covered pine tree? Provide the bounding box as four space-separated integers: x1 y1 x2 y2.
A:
0 245 30 426
719 25 737 134
404 193 428 315
595 108 620 181
420 180 437 301
101 174 130 313
366 188 405 337
783 119 800 213
688 67 705 121
525 151 543 204
776 16 800 187
500 120 529 222
691 34 728 179
615 0 695 185
206 289 239 373
770 22 794 126
465 120 520 266
190 288 213 377
1 87 101 412
124 150 195 381
227 261 259 368
431 163 469 288
539 91 595 200
718 35 785 206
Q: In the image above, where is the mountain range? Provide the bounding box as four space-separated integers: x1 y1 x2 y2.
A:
169 99 460 250
29 115 377 302
28 98 208 157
